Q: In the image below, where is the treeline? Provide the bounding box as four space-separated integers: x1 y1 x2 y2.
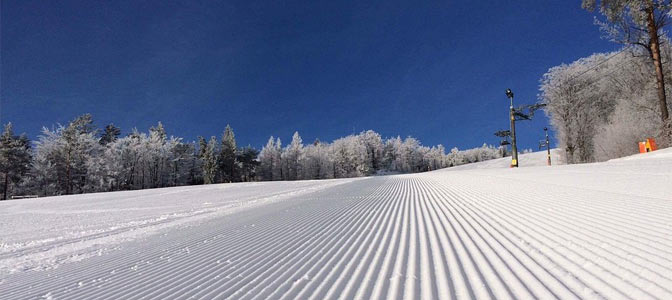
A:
256 131 506 181
0 114 505 199
540 45 672 163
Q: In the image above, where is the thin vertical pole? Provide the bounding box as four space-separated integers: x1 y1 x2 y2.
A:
545 127 551 166
510 97 518 168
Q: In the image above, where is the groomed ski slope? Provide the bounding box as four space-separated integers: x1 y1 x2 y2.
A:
1 149 671 299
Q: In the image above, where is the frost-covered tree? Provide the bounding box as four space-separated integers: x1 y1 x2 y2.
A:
540 53 620 163
101 132 142 190
13 114 506 194
258 136 277 181
540 44 668 162
446 147 464 167
32 114 101 195
219 125 238 182
284 132 304 180
202 136 218 184
272 137 283 180
302 139 332 179
400 137 424 173
330 137 352 178
0 123 31 199
96 126 195 191
99 124 121 145
144 122 170 188
424 145 446 171
327 132 373 176
170 142 197 186
198 136 207 159
360 130 383 173
382 136 403 171
583 0 672 144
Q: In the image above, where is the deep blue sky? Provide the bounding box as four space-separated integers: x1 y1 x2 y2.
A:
1 0 618 150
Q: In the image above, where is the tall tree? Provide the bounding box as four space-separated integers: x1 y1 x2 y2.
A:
61 114 100 194
285 132 304 180
99 124 121 145
273 137 283 180
219 125 238 182
0 123 31 200
237 146 260 182
302 139 332 179
32 114 100 195
258 136 277 181
198 136 207 158
583 0 672 144
359 130 383 175
202 136 218 184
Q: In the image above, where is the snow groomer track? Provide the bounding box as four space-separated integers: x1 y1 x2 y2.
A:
1 150 671 299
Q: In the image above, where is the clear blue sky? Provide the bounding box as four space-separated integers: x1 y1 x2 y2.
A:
1 0 618 151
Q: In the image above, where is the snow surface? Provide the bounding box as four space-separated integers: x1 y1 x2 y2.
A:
1 149 671 299
447 148 565 170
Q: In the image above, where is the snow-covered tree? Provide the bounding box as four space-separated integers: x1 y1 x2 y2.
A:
169 142 197 186
382 136 403 171
400 137 424 173
284 132 304 180
583 0 672 144
258 137 276 181
424 145 446 171
11 113 506 194
273 137 283 180
540 53 620 163
540 44 670 162
101 132 142 190
32 114 101 195
202 136 218 184
360 130 383 174
99 124 121 145
219 125 238 182
0 123 31 199
302 139 332 179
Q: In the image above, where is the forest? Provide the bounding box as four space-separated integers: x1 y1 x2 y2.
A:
0 116 505 199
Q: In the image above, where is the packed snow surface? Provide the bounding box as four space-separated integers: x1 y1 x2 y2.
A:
1 149 671 299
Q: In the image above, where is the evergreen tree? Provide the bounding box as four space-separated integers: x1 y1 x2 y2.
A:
59 114 100 194
219 125 238 182
99 124 121 145
0 123 31 200
198 136 207 158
